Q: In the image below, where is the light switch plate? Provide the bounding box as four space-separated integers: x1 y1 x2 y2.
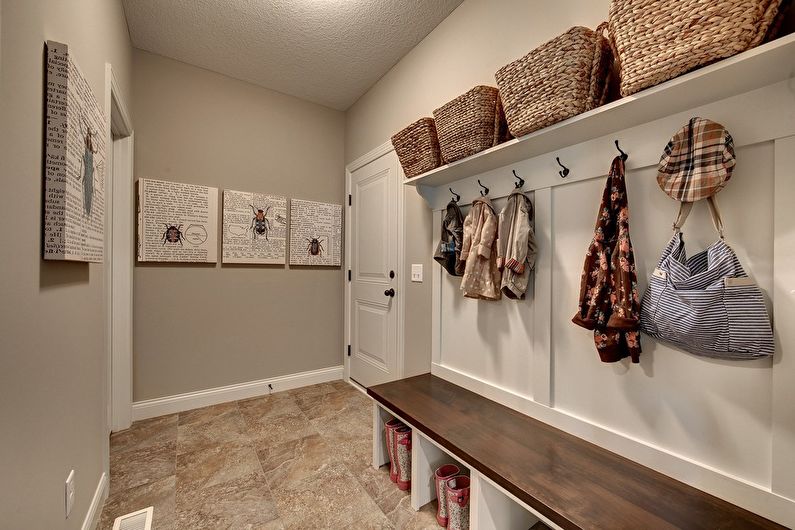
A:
65 469 75 518
411 264 423 282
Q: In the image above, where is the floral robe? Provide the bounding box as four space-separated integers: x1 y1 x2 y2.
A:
572 156 642 363
461 196 501 300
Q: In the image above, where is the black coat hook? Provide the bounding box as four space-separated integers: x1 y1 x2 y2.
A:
615 140 628 161
512 170 525 189
556 157 569 178
477 179 489 196
449 187 460 203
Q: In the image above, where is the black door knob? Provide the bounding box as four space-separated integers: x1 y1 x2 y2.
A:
384 288 395 297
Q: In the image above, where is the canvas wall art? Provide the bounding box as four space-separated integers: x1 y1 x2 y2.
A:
137 178 219 263
289 199 342 266
222 189 287 264
43 40 106 262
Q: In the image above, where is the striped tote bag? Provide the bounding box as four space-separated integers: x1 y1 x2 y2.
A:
639 228 773 360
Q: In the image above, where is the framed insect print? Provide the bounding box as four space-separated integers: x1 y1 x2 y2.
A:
289 198 342 267
43 41 106 262
137 178 219 263
222 189 287 264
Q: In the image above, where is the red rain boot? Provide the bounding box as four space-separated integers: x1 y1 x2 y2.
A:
434 464 460 527
384 419 403 483
445 475 470 530
394 426 412 491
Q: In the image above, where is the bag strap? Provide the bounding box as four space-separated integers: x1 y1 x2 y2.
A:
672 196 725 239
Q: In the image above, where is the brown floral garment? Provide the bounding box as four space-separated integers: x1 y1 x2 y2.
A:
572 156 642 363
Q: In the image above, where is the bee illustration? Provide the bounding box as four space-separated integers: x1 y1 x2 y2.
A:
249 205 273 240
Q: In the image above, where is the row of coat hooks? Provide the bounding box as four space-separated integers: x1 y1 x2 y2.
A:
448 140 628 203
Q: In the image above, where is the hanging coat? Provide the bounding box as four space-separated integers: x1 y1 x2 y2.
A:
572 156 642 363
434 201 466 276
497 189 537 299
460 196 501 300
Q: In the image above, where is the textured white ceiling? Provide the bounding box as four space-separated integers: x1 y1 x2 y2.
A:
122 0 463 110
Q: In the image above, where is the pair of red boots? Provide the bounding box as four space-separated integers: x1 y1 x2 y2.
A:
434 464 470 530
384 418 412 491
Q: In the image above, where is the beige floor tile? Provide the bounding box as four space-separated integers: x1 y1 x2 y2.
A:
176 441 263 493
256 433 334 488
110 440 176 493
238 391 303 423
99 475 176 530
177 401 248 454
110 414 178 455
311 412 372 443
271 461 390 529
244 408 318 449
287 381 342 400
386 495 440 530
295 386 371 421
176 472 282 529
350 463 410 518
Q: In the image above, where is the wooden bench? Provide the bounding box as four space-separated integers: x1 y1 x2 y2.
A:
367 374 784 530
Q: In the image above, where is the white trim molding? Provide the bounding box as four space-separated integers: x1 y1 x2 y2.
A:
132 366 343 421
81 472 108 530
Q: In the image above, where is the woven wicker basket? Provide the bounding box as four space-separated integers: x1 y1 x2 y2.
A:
495 25 614 139
391 118 444 178
609 0 784 96
432 86 511 163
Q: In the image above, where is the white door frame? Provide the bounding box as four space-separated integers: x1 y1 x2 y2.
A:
103 63 134 460
344 141 406 385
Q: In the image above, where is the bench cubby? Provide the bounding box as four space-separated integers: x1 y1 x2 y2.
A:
367 374 784 529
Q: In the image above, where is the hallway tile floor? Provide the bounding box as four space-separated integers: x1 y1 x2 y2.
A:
99 380 438 529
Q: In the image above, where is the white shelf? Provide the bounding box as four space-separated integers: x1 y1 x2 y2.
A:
404 33 795 188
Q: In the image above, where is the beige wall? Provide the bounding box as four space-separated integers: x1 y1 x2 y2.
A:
132 50 345 401
344 0 610 372
0 0 132 528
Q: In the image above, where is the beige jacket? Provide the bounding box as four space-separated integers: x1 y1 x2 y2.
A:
497 190 537 299
460 196 501 300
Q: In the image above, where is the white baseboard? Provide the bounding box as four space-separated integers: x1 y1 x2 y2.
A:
81 472 108 530
132 365 343 421
431 362 795 528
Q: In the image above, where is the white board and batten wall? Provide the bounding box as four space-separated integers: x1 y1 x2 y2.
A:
415 79 795 526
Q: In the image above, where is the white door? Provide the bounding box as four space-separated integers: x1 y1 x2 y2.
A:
349 151 400 387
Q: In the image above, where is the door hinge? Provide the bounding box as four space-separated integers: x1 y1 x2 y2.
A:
348 194 352 206
347 344 351 357
348 269 351 281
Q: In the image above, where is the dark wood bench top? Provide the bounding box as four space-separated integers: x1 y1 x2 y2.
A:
367 374 784 530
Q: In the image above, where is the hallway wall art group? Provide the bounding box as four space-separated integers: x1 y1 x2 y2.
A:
136 177 341 266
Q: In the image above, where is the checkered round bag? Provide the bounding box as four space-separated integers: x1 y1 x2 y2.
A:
657 117 735 203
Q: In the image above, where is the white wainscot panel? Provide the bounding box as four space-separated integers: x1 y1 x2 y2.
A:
438 196 535 399
552 142 774 487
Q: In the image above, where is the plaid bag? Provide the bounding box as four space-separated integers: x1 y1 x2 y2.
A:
657 117 735 203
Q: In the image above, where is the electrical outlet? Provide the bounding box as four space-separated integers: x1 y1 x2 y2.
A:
65 470 75 518
411 264 423 282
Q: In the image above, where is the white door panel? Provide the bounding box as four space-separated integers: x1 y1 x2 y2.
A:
350 151 399 387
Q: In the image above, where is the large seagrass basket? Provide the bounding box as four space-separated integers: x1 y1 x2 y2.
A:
391 118 444 179
495 24 614 138
609 0 784 96
432 85 511 163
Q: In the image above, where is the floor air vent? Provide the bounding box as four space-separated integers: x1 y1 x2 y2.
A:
112 506 153 530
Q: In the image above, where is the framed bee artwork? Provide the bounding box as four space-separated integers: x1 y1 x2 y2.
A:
43 40 107 262
289 199 342 267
